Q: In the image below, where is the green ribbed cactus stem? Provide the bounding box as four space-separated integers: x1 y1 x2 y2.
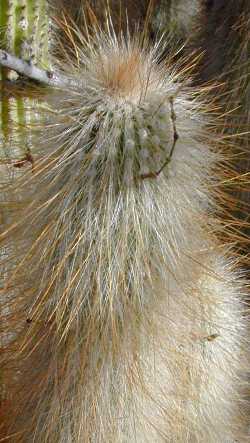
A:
0 0 49 67
0 0 49 164
0 2 49 409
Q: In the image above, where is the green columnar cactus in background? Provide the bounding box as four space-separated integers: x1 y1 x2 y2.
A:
0 0 49 71
0 0 49 163
0 0 49 412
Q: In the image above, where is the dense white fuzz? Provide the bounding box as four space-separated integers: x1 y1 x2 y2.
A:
0 28 248 442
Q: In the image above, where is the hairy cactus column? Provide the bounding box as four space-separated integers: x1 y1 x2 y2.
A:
0 30 248 442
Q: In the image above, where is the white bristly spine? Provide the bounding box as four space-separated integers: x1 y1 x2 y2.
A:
0 29 248 442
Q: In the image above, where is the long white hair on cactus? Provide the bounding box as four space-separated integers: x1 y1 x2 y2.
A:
0 19 249 443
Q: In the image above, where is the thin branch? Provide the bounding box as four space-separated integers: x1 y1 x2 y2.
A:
0 49 74 88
